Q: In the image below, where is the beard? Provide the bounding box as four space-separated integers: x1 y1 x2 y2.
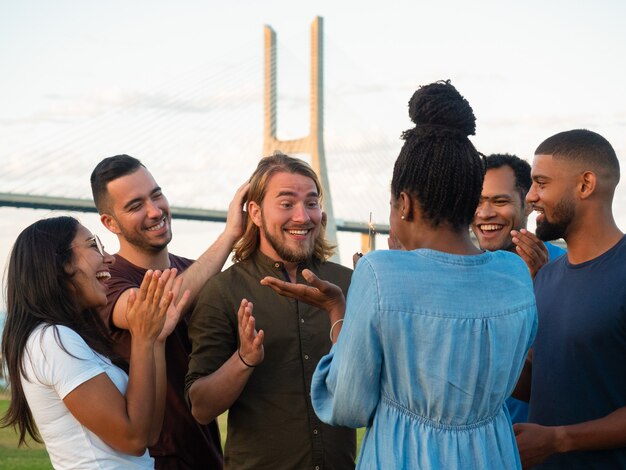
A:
536 197 575 242
261 219 317 264
117 218 172 253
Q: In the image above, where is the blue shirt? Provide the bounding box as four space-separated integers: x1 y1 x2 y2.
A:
311 249 538 469
530 235 626 469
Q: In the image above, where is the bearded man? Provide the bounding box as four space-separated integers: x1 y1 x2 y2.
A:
185 153 356 470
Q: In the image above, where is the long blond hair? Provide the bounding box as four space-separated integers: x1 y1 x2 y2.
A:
233 152 335 262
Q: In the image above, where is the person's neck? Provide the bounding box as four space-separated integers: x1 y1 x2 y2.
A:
564 213 623 264
258 247 300 283
405 225 482 255
118 241 171 270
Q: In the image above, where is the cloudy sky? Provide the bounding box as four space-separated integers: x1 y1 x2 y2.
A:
1 0 625 305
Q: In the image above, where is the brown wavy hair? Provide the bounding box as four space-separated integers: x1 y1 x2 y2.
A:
233 152 335 262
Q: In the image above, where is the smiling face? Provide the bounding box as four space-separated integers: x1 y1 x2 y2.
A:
102 167 172 253
67 225 115 310
471 166 528 251
526 154 577 241
249 171 322 264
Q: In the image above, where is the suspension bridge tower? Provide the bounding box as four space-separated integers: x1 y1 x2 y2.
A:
262 16 339 259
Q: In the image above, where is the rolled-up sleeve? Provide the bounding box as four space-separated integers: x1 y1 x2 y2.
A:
311 257 382 428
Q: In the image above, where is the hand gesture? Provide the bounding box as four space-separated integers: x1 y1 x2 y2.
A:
260 269 346 322
511 229 550 279
224 182 250 243
125 270 174 343
155 269 191 343
237 299 264 367
514 422 561 469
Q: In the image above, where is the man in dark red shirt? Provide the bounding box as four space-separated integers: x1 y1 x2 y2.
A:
91 154 247 469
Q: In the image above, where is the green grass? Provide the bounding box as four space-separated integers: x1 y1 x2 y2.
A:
0 397 365 468
0 398 52 470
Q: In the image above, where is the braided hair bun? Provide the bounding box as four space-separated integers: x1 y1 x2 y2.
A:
392 80 484 230
405 80 476 139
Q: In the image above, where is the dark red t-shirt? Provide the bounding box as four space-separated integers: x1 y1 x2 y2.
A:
102 253 223 470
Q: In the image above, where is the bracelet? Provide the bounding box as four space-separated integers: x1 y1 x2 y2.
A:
238 348 257 368
329 318 344 342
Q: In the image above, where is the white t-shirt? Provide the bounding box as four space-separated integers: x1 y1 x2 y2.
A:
21 324 154 469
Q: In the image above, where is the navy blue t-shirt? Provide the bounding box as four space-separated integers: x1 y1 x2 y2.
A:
529 235 626 469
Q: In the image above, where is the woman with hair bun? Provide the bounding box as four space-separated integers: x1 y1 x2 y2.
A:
1 216 188 469
263 81 537 468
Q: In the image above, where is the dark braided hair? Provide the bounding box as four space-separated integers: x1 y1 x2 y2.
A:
391 80 485 230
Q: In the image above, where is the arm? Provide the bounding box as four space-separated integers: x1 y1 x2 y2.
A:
311 258 382 427
188 299 264 424
63 270 175 455
511 349 532 402
514 407 626 468
110 182 249 330
511 229 550 279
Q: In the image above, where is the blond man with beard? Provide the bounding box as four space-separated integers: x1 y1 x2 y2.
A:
186 153 356 470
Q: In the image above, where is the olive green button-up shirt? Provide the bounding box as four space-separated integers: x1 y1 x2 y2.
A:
186 251 356 470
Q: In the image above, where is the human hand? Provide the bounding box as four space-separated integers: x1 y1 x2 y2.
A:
260 269 346 323
237 299 264 367
511 229 549 279
125 270 174 343
514 422 563 469
352 252 363 268
155 269 191 343
224 181 250 243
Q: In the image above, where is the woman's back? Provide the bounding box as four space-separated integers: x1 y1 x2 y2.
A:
371 249 535 424
312 249 537 469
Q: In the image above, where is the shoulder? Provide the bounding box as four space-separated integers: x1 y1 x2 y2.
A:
545 242 567 260
196 260 248 302
26 324 94 361
169 253 194 271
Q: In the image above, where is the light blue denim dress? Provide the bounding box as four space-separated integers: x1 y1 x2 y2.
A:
312 249 537 469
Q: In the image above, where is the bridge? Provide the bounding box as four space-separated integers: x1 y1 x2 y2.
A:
0 17 395 258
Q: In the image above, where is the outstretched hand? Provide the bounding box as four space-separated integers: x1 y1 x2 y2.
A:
511 229 550 279
260 269 346 323
125 270 174 343
237 299 264 367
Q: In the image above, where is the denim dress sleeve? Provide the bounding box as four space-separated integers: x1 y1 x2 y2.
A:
311 257 382 428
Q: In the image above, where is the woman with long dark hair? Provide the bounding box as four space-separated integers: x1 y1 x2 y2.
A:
262 81 537 468
1 216 187 469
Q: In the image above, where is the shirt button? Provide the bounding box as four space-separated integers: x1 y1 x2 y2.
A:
304 354 309 360
313 429 318 435
315 467 320 470
274 262 281 268
300 318 305 323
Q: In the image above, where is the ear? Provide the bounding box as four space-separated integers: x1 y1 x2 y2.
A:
247 200 263 228
399 191 415 221
578 171 596 200
321 211 328 228
101 213 121 235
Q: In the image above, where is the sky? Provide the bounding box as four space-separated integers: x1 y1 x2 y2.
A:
1 0 626 306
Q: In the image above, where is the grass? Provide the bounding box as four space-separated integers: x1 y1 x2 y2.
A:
0 394 364 468
0 395 52 470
